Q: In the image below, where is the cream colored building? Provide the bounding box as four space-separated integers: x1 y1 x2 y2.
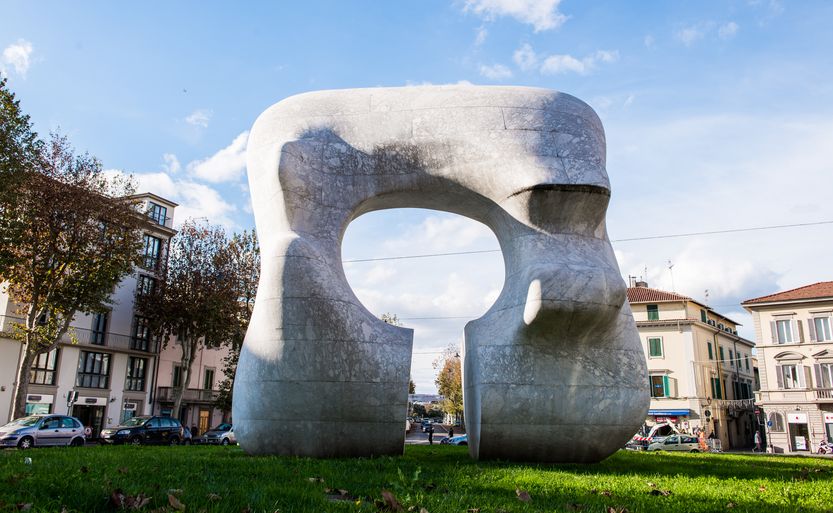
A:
0 192 229 436
742 281 833 453
628 282 758 450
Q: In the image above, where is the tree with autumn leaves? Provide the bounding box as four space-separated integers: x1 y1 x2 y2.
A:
434 344 464 425
135 221 259 418
0 78 145 418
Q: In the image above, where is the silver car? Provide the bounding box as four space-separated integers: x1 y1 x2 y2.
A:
197 423 236 445
0 415 87 449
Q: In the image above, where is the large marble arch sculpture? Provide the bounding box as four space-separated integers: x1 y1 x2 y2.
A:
234 86 648 462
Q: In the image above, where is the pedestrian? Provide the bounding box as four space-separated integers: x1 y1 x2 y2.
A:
754 430 762 452
428 424 434 445
448 426 454 439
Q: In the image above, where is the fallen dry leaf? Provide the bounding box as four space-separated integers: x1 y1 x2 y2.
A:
420 509 430 513
168 493 185 511
646 482 656 488
16 505 32 512
308 476 325 483
516 489 532 502
380 490 404 512
207 493 222 502
325 489 355 502
726 502 737 509
606 507 629 513
758 485 766 492
649 489 672 496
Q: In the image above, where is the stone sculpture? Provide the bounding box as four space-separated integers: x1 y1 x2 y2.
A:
234 85 649 462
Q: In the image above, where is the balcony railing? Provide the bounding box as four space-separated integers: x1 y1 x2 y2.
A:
816 388 833 400
156 386 219 403
0 315 158 353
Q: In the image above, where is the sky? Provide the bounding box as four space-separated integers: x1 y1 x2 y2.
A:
3 0 833 393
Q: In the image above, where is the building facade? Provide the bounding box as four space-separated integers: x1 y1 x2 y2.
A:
0 193 229 435
742 282 833 453
629 282 758 450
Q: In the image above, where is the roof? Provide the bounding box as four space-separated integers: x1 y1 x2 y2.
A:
742 281 833 305
627 286 693 303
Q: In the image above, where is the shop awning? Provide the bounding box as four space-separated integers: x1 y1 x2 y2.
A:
648 409 690 416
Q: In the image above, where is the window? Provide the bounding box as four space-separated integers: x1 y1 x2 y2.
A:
142 234 162 270
131 316 152 352
707 342 713 360
30 348 58 385
76 351 111 389
745 355 750 371
700 309 708 322
137 275 156 296
812 317 832 342
173 365 183 388
773 319 795 344
711 377 723 399
203 368 215 390
778 364 802 389
648 337 663 358
729 350 734 367
91 312 108 345
647 304 659 321
649 375 676 398
126 357 147 391
816 363 833 389
719 346 725 363
148 202 168 226
768 412 785 432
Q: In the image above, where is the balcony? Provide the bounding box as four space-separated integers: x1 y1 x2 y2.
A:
156 386 219 404
816 388 833 401
0 315 158 354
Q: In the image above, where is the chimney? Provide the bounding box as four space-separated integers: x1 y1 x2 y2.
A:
635 280 648 288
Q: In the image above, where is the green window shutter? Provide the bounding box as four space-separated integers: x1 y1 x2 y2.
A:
719 346 725 362
662 375 670 397
701 309 708 322
647 304 659 321
649 338 662 357
707 342 713 360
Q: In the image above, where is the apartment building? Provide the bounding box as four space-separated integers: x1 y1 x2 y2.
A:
628 282 758 450
0 192 229 435
742 281 833 453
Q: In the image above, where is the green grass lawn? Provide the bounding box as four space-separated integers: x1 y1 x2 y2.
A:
1 445 831 512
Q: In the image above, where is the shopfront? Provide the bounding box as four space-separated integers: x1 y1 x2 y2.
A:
24 394 54 415
824 412 833 443
72 396 107 439
647 409 691 432
787 412 810 451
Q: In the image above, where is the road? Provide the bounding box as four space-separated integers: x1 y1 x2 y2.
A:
405 424 460 445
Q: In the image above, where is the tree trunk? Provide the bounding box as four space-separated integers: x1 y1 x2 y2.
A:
171 337 196 420
11 345 34 419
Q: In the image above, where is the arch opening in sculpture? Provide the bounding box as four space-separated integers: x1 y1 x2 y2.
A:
233 85 649 462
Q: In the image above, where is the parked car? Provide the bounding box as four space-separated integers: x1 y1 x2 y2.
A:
100 415 185 445
421 420 434 432
196 423 236 445
0 415 86 449
182 426 193 445
647 435 701 452
446 434 468 446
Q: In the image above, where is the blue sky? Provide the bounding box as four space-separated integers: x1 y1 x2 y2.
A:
3 0 833 392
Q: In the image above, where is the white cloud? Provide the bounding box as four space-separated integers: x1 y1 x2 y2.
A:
105 169 238 229
479 63 513 80
162 153 181 174
463 0 567 32
540 50 618 75
624 94 636 107
1 39 33 77
644 35 655 48
185 109 213 128
475 26 488 45
719 21 740 39
187 131 249 183
512 43 538 71
676 25 705 46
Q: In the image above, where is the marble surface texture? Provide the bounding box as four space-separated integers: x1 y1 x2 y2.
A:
234 85 649 461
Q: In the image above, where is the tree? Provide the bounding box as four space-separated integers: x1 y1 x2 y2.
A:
0 77 42 270
136 220 240 418
434 344 463 425
215 230 260 418
0 128 144 419
409 378 416 394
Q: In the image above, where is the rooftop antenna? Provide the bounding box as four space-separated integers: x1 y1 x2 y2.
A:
667 260 675 292
704 289 710 306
